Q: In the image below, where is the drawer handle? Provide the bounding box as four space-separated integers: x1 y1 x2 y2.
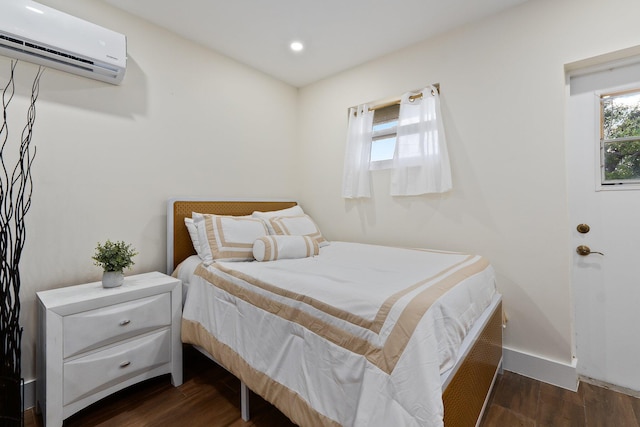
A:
119 319 131 326
119 361 131 368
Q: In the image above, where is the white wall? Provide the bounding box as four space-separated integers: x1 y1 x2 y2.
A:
296 0 640 383
5 0 299 383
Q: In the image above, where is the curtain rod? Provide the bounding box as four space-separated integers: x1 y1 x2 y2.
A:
367 83 440 112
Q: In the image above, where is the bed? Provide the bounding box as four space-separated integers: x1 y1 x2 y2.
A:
167 199 502 427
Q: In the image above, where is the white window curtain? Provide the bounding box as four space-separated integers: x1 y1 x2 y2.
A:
342 104 374 198
391 86 452 196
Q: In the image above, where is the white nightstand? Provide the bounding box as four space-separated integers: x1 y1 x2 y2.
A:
36 272 182 427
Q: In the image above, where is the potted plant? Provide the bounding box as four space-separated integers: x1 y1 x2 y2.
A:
92 240 138 288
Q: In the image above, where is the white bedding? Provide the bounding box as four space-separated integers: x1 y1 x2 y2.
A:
181 242 497 427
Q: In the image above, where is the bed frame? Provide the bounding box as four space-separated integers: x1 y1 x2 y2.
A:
168 198 502 426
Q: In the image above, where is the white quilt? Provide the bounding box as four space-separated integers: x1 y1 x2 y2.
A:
181 242 497 427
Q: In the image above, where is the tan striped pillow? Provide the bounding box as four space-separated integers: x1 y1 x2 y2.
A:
252 205 304 234
253 235 319 262
268 214 329 247
193 213 268 263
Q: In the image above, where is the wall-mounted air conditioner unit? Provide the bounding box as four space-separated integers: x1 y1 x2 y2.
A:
0 0 127 85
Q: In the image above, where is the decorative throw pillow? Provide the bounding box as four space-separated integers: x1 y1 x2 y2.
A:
193 213 269 263
252 205 304 234
268 214 329 247
253 235 319 262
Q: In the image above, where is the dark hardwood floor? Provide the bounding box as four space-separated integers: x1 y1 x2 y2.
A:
26 346 640 426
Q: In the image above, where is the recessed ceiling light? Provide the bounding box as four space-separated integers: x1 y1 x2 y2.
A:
290 41 304 52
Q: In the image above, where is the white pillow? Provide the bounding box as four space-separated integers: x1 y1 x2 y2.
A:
253 235 319 262
193 213 269 263
184 217 201 257
268 214 329 247
252 205 304 234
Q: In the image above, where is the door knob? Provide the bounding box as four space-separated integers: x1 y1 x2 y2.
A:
576 245 604 256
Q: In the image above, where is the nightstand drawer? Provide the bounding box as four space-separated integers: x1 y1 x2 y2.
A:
63 293 170 358
63 328 171 406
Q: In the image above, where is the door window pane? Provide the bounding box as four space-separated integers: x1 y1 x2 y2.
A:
601 91 640 183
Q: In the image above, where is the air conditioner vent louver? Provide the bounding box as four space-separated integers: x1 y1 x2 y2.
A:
0 0 126 84
1 34 95 66
24 42 94 66
0 40 94 73
0 34 22 45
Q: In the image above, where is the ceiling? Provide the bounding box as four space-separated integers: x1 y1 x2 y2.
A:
103 0 529 88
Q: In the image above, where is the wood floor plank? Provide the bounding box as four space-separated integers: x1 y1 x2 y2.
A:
488 371 540 420
539 380 584 406
582 382 640 427
536 396 585 427
535 381 585 427
479 404 535 427
630 392 640 425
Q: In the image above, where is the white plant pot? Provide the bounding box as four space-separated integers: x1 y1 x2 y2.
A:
102 270 124 288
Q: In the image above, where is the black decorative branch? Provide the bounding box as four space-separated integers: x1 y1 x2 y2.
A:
0 61 43 427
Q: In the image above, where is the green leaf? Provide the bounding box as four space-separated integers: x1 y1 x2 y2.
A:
92 240 138 272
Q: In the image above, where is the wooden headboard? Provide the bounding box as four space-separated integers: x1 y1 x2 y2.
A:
166 199 298 274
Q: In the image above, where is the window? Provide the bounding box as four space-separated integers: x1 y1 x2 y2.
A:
600 89 640 185
370 103 399 169
342 85 451 198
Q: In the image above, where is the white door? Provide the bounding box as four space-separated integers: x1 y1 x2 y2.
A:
567 63 640 391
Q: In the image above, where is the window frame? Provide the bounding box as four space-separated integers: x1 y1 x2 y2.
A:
596 87 640 191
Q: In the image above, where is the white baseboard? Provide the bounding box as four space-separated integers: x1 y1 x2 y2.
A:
502 346 578 391
23 378 36 410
